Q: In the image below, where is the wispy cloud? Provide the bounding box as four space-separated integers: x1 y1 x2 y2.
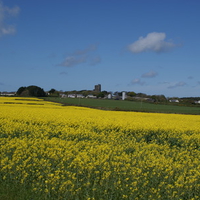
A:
129 70 158 87
89 56 101 66
142 70 158 78
72 44 97 56
59 71 68 76
0 0 20 37
128 32 176 53
58 45 101 67
130 78 145 86
188 76 193 80
168 81 186 89
59 56 87 67
48 53 57 58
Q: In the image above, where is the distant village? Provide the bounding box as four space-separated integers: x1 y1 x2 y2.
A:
1 83 200 105
60 84 200 105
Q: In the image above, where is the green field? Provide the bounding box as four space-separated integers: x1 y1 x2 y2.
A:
43 97 200 115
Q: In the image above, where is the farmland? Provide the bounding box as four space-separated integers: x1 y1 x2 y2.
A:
43 97 200 115
1 97 200 200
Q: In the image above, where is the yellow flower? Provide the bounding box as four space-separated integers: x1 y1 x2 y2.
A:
1 97 200 199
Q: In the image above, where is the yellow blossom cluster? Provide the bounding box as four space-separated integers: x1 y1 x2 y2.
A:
1 97 200 199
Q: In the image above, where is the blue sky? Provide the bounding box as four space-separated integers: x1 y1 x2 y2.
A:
0 0 200 97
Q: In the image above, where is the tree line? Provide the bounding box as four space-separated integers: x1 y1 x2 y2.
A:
15 85 200 105
15 85 169 102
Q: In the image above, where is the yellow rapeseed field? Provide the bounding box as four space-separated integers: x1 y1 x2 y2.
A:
1 97 200 200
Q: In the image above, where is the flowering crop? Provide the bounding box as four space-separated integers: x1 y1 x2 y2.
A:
1 97 200 199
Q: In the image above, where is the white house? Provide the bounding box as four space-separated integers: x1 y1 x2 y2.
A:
169 99 179 103
77 94 84 98
60 94 67 98
86 94 97 98
68 94 76 98
0 92 15 96
122 92 126 100
107 94 112 99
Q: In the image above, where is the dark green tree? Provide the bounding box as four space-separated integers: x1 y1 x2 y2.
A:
49 88 56 94
17 85 46 97
127 91 136 97
151 95 166 103
97 91 108 98
27 85 46 97
48 88 59 97
16 86 27 96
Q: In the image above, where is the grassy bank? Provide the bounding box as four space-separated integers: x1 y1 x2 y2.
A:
43 97 200 115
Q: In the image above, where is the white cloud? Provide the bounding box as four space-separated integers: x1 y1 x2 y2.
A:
0 1 20 37
128 32 175 53
142 70 158 78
